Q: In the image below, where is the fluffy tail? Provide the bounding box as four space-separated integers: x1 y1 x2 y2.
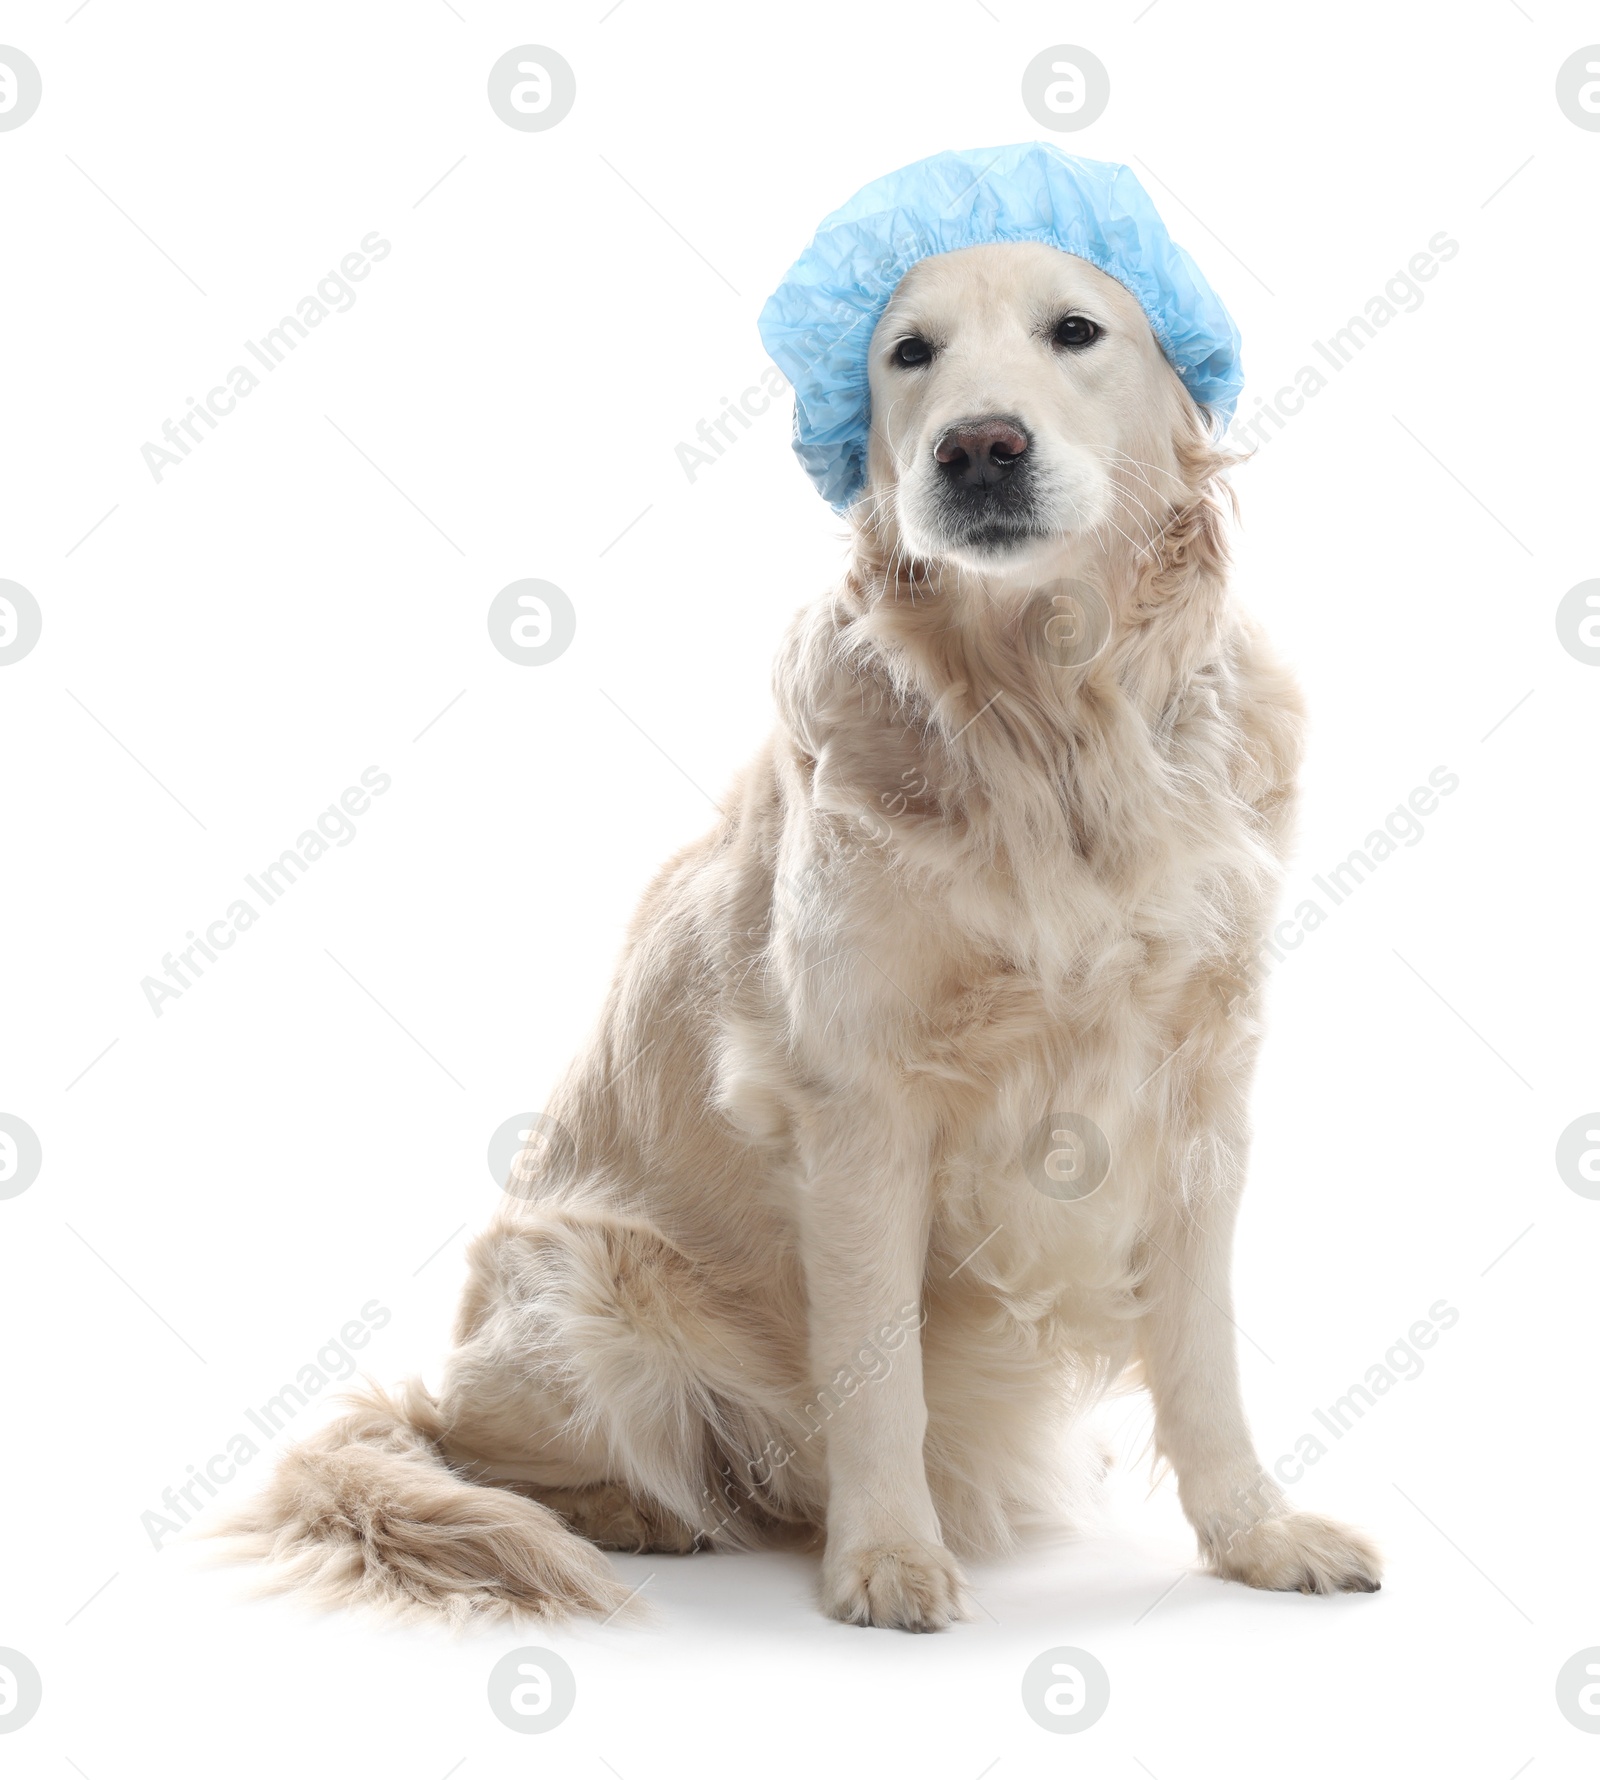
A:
217 1379 636 1627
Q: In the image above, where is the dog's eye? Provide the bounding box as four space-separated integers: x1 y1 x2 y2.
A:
892 336 934 368
1053 315 1101 350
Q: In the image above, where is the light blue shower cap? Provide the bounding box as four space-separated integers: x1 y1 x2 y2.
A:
757 142 1244 512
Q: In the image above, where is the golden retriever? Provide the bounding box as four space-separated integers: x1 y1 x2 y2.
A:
227 240 1381 1629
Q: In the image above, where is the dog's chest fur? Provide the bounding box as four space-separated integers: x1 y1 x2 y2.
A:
767 588 1296 1318
804 598 1280 1015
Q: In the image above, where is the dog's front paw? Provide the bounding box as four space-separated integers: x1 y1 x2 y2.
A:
822 1539 970 1631
1206 1510 1382 1595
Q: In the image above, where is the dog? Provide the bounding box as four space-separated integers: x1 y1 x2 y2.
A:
227 239 1381 1630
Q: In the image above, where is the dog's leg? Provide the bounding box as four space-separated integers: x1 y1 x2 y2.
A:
1136 1099 1382 1594
442 1211 802 1544
514 1482 702 1553
795 1107 970 1630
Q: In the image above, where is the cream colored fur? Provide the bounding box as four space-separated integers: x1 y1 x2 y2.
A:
226 242 1380 1629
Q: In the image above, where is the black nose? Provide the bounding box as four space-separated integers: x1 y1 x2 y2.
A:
934 417 1030 491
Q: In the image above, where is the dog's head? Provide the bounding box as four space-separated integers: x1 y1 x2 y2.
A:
864 242 1195 577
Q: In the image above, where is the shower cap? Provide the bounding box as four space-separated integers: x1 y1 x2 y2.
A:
757 142 1244 511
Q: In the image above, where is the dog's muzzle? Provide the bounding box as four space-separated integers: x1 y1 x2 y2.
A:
930 414 1042 550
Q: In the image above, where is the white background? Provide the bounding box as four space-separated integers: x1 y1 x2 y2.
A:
2 2 1596 1774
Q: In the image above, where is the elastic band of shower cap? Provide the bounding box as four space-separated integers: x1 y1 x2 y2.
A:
756 142 1244 512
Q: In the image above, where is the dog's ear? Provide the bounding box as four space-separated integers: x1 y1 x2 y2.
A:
1134 408 1239 615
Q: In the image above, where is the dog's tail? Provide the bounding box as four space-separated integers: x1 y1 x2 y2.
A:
216 1378 636 1626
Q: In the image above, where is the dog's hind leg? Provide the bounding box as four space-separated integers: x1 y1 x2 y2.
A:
437 1209 817 1551
518 1483 701 1553
223 1205 802 1624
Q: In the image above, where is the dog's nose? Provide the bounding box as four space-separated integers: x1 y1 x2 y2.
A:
934 417 1030 490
